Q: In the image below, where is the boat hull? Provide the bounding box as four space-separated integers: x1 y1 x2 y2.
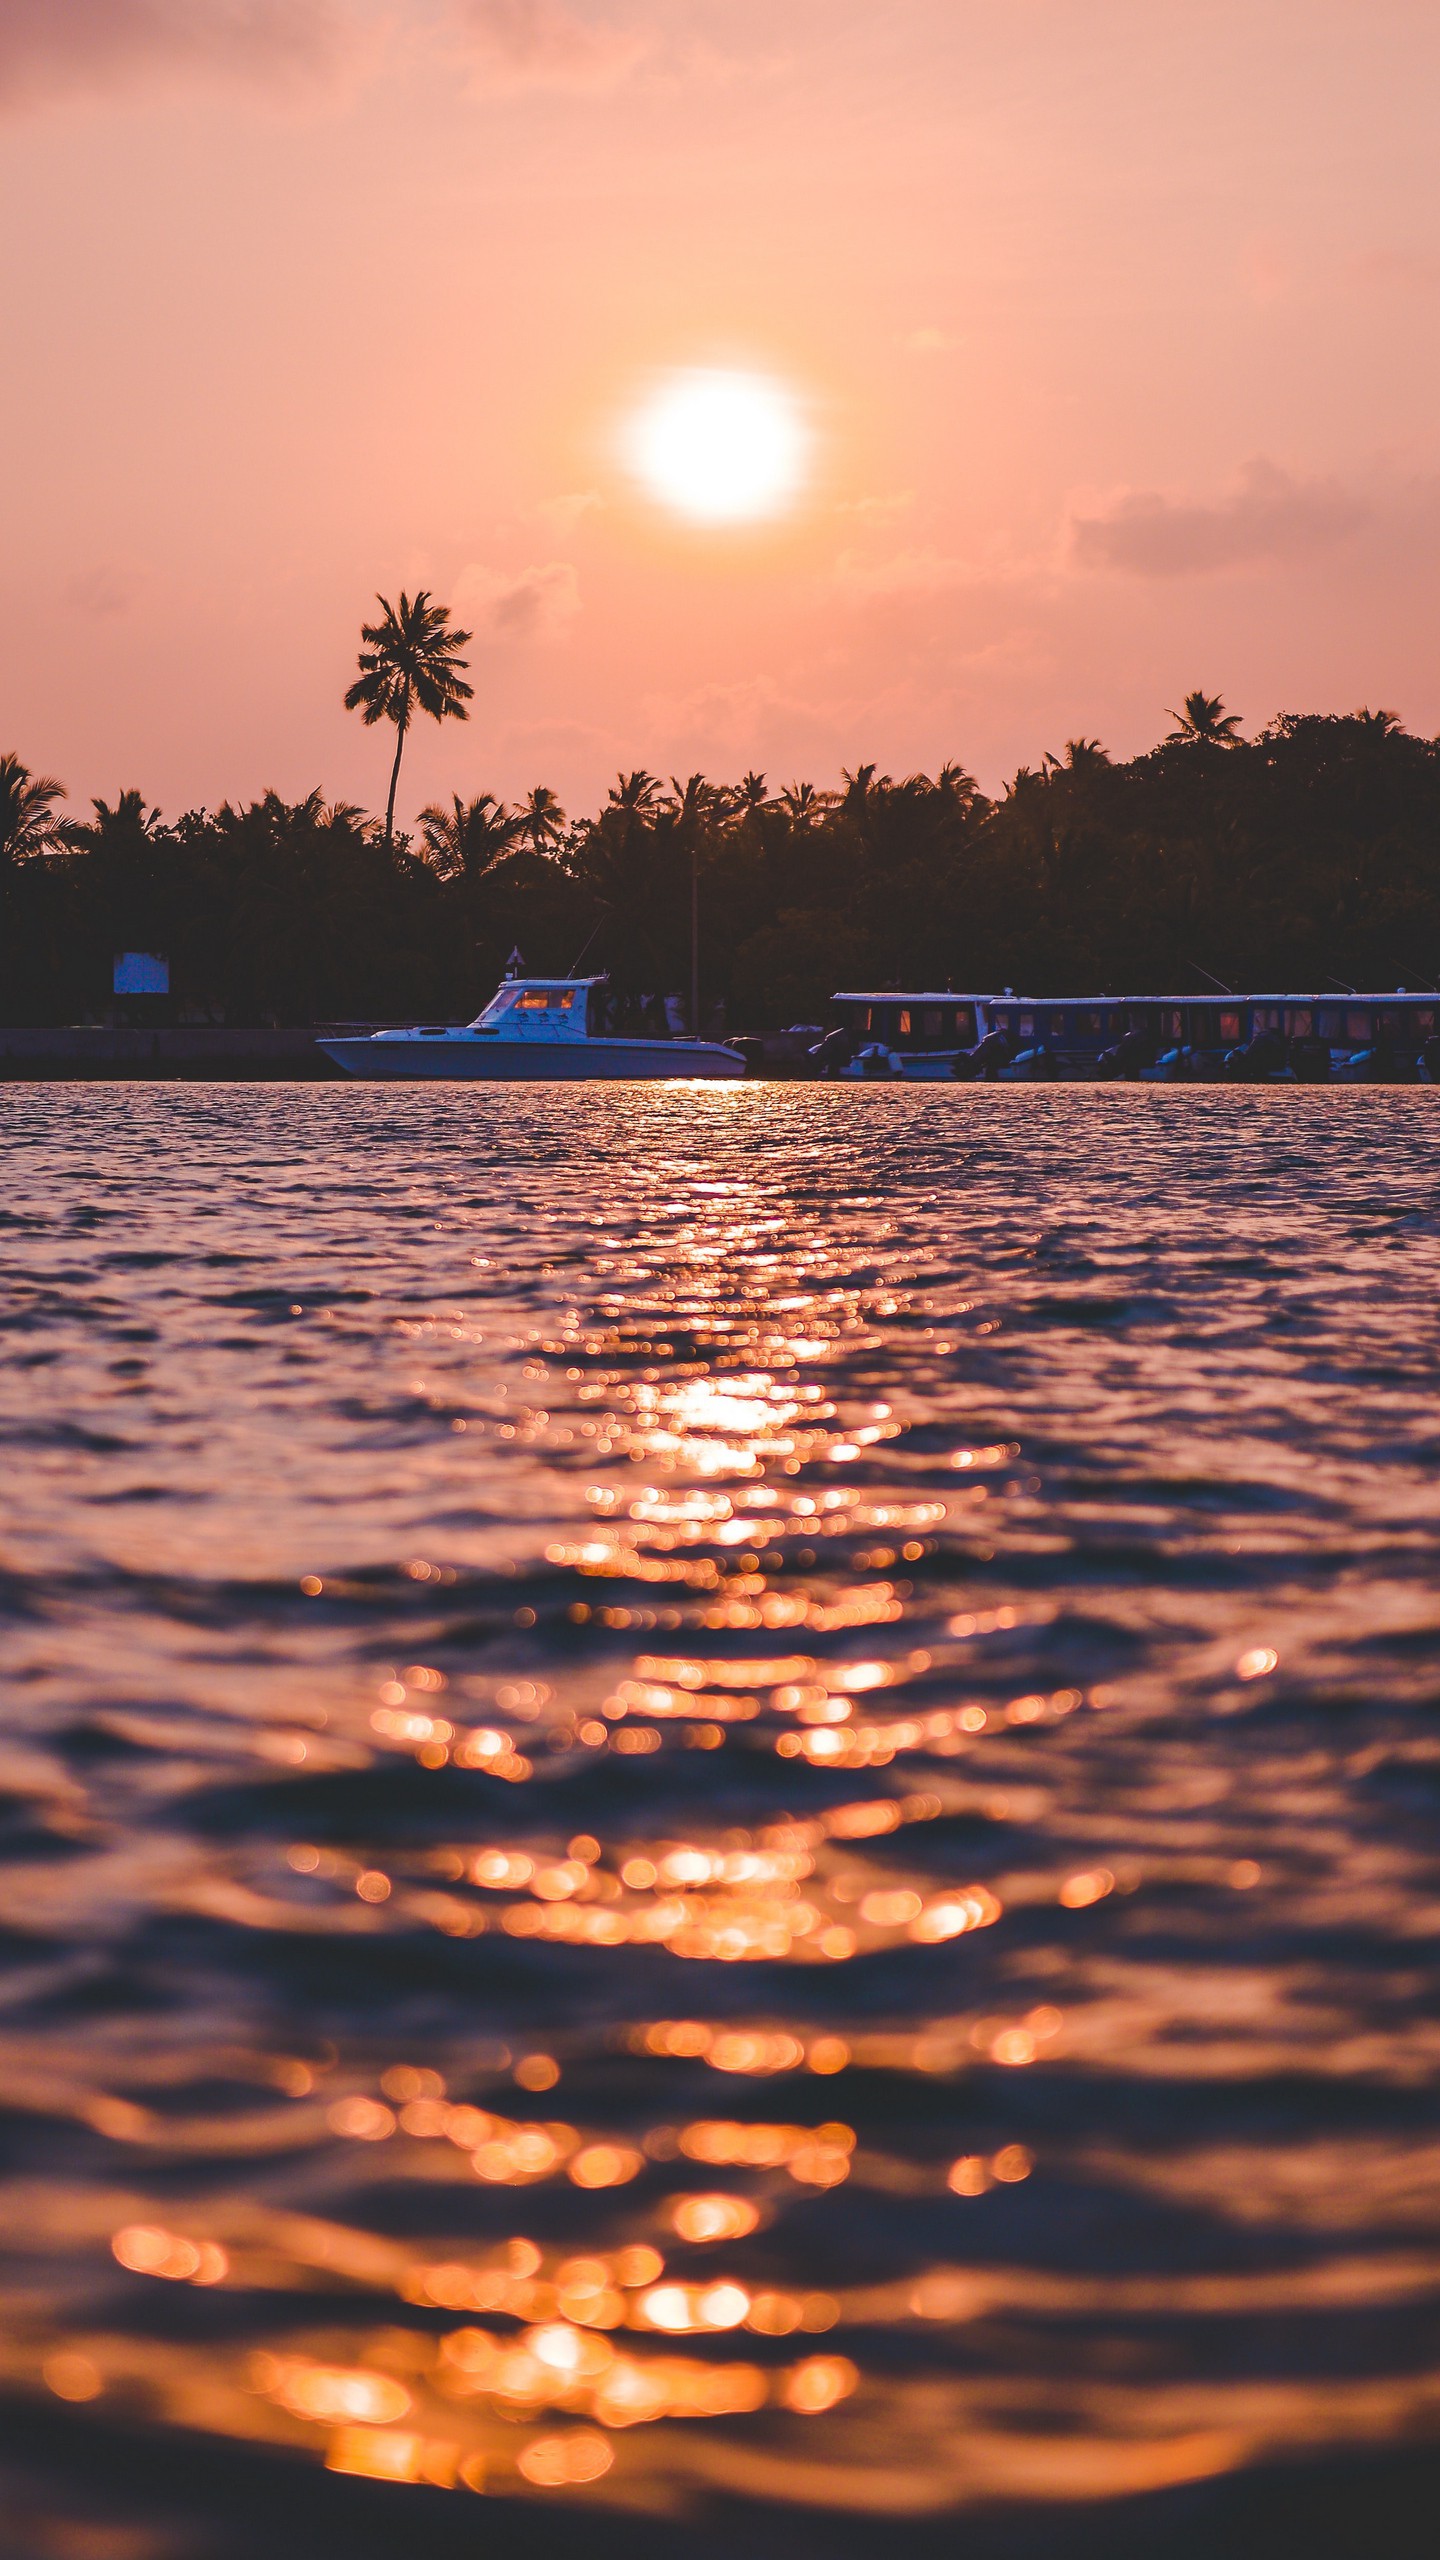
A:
317 1036 747 1081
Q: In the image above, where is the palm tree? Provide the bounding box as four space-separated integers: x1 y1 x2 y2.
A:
418 793 526 884
520 784 567 855
608 770 663 815
779 780 826 825
1165 691 1244 747
934 760 981 810
668 775 727 1030
69 790 165 848
345 592 473 847
668 773 727 828
1043 738 1111 778
0 754 67 879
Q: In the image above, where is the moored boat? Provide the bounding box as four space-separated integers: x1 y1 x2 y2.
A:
830 992 990 1080
318 975 747 1080
821 990 1440 1083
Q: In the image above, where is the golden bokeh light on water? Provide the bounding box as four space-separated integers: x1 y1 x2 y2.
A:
3 1084 1439 2542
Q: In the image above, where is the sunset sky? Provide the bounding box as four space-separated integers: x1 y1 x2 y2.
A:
4 0 1439 824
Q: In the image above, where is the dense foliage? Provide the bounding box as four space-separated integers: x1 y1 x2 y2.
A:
3 706 1438 1028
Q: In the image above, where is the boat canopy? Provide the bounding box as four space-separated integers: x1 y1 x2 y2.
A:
467 977 605 1039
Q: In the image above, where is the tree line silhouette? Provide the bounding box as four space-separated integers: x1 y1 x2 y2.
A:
4 687 1440 1030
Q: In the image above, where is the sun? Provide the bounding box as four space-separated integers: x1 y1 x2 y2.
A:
626 370 808 524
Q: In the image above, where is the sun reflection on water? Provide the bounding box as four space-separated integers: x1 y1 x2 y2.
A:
3 1086 1440 2536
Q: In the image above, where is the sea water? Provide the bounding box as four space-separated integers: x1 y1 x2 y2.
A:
1 1084 1437 2555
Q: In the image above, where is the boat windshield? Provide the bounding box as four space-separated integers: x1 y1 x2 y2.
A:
470 982 584 1030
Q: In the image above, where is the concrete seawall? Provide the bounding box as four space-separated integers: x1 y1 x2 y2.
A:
0 1029 365 1078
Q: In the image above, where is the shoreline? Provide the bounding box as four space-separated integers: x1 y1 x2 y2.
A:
0 1028 351 1079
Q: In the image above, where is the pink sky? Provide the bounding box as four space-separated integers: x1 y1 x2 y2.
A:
3 0 1439 824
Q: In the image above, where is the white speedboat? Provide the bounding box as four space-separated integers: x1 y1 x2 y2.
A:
318 975 747 1080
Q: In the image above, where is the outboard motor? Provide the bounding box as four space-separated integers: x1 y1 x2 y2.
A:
1224 1028 1287 1082
1153 1045 1199 1082
809 1027 854 1079
1098 1026 1156 1081
1290 1033 1332 1084
964 1028 1014 1081
1007 1044 1060 1081
1351 1040 1409 1084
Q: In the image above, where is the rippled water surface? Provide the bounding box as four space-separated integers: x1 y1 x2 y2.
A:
2 1084 1439 2557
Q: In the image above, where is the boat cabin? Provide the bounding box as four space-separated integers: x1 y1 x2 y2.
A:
983 994 1438 1067
467 977 607 1041
832 992 985 1053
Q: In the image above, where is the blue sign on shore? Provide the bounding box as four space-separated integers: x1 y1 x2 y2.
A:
113 952 169 995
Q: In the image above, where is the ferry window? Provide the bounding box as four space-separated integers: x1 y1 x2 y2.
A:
861 1007 874 1032
1346 1009 1370 1041
1316 1009 1336 1037
1290 1009 1312 1036
1167 1011 1183 1040
953 1007 974 1041
898 1009 912 1036
557 989 575 1010
1083 1011 1102 1033
519 989 553 1010
921 1008 942 1037
1420 1009 1435 1032
1049 1012 1064 1036
1019 1013 1034 1037
1220 1011 1240 1043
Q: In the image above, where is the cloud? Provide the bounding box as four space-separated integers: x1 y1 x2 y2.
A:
1070 460 1371 578
456 559 582 638
643 673 839 768
834 492 915 526
537 489 605 534
449 0 648 91
0 1 345 110
834 546 974 598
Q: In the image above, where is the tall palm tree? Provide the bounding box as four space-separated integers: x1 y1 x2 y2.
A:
668 776 726 1031
0 754 67 879
418 793 526 884
345 592 473 847
520 785 567 855
1165 691 1244 747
